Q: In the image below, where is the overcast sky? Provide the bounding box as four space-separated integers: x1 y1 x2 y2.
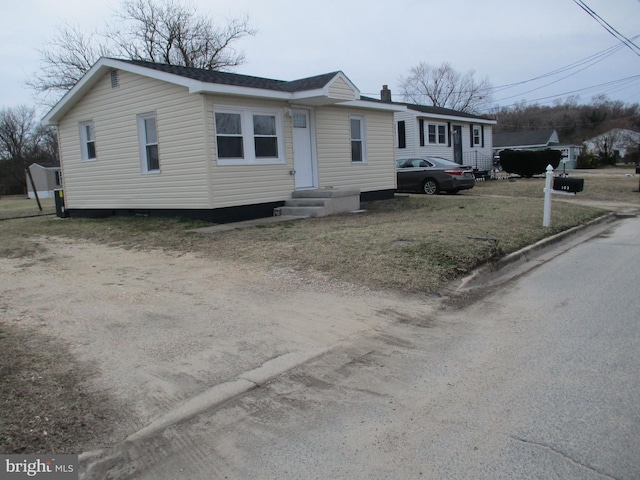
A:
1 0 639 114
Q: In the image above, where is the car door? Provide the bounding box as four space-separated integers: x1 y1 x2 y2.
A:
398 158 432 192
396 159 419 191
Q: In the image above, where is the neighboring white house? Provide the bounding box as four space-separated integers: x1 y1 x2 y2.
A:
382 86 497 176
493 129 582 170
43 58 403 222
26 161 62 199
583 128 640 160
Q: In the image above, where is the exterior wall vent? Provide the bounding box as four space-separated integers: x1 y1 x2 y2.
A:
110 70 119 88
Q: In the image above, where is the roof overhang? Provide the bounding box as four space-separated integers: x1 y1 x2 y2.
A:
414 112 497 125
338 100 407 112
43 58 390 124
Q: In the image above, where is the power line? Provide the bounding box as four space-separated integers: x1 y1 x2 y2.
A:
491 37 635 94
495 74 640 109
573 0 640 57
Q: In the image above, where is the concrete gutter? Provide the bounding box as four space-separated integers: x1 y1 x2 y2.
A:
455 212 623 292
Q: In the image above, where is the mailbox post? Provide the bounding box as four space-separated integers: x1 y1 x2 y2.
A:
543 165 583 227
636 165 640 192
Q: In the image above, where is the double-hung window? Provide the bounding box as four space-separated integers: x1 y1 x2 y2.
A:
253 115 278 158
427 123 447 145
214 106 284 164
473 127 481 146
138 113 160 173
350 116 366 162
215 112 244 159
79 121 96 161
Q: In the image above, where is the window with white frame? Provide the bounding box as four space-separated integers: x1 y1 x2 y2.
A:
79 121 96 161
137 113 160 173
427 123 447 145
350 116 366 162
473 127 481 146
214 106 284 164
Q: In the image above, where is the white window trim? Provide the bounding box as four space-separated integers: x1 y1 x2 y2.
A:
427 122 447 145
350 115 367 163
213 105 285 165
473 127 481 146
79 120 96 161
137 113 160 174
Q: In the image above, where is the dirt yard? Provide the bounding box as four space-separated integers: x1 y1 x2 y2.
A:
0 236 437 455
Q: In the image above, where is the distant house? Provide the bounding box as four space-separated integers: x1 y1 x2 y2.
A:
583 128 640 161
383 86 497 176
43 58 403 222
26 161 62 199
493 129 582 170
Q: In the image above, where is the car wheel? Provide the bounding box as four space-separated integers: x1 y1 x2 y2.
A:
422 179 439 195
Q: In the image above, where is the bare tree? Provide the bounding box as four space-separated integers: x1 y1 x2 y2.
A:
110 0 254 70
26 24 114 106
28 0 255 104
0 106 57 203
398 62 493 113
587 129 628 165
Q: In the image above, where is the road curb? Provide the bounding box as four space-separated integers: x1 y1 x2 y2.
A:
456 212 618 291
80 347 337 477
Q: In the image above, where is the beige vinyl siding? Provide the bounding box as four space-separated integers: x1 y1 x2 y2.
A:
57 70 209 210
206 95 295 208
315 107 396 192
327 77 357 101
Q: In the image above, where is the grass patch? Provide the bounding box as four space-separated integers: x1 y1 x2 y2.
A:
474 168 640 204
0 196 56 220
0 193 605 294
0 323 117 453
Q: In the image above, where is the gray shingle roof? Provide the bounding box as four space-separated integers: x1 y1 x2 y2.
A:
405 103 494 121
118 59 341 93
493 129 558 148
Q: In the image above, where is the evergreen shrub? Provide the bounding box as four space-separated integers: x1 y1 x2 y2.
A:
499 149 562 177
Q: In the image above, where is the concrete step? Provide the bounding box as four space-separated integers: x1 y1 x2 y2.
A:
275 206 327 217
292 187 360 199
284 198 328 208
275 187 361 218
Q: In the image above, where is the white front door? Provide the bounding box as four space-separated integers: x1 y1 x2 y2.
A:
292 109 316 190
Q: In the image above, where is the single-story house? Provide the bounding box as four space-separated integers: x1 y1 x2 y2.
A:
43 58 403 222
381 86 497 177
26 161 62 199
493 129 582 170
583 128 640 161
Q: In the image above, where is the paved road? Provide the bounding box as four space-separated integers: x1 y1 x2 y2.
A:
93 216 640 480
